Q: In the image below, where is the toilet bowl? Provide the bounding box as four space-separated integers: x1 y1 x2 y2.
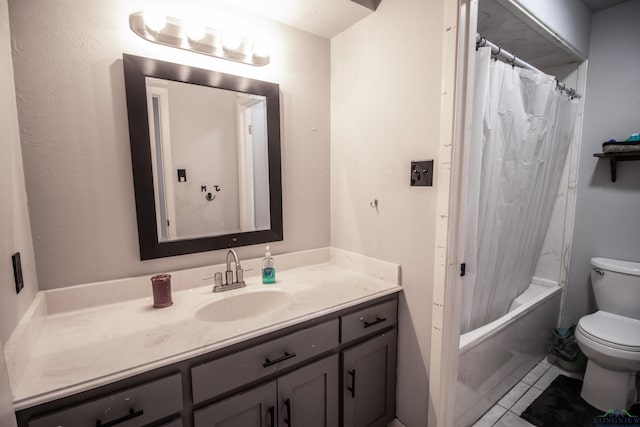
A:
575 257 640 411
575 311 640 410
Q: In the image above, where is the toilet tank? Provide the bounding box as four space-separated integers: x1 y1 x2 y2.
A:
590 257 640 320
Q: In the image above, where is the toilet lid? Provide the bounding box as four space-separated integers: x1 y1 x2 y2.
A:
578 311 640 352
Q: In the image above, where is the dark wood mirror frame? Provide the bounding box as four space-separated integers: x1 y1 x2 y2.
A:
123 54 283 260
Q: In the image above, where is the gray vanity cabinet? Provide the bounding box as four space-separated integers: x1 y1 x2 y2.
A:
193 381 277 427
277 355 339 427
342 330 397 427
25 373 183 427
340 301 398 427
194 355 338 427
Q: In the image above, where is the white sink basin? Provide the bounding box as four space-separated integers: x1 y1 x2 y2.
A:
195 288 292 322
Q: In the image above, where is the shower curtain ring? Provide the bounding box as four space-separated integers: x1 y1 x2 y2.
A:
492 45 501 61
508 54 516 68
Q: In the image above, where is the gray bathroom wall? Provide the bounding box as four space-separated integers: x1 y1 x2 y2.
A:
0 0 38 345
564 0 640 325
9 0 330 289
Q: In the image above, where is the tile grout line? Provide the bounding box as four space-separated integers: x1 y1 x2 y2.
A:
488 358 556 426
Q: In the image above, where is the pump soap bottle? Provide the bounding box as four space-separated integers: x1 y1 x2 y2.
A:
262 246 276 284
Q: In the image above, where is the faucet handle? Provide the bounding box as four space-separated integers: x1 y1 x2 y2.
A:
236 268 244 284
214 272 223 287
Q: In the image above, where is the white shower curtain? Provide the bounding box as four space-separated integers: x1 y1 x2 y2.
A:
460 47 578 334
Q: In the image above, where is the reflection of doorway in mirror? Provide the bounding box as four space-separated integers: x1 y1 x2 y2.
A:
237 96 271 233
145 76 272 242
146 79 177 241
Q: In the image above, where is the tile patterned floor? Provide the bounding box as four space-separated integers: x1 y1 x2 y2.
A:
472 355 584 427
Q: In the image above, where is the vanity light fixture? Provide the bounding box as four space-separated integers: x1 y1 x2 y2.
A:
142 10 166 33
129 11 271 66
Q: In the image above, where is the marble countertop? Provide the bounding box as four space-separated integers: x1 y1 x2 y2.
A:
5 248 401 410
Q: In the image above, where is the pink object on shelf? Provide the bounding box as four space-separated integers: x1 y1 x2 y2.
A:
151 274 173 308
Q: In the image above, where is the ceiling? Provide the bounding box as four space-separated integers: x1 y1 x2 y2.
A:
579 0 631 13
213 0 374 39
478 0 633 75
478 0 582 73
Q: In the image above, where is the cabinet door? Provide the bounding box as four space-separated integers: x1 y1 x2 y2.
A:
194 381 277 427
277 355 338 427
342 330 397 427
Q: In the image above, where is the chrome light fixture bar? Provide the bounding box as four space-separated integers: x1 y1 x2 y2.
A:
129 11 270 67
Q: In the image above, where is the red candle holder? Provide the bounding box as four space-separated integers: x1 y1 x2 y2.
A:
151 274 173 308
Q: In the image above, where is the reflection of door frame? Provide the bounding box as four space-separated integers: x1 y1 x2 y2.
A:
146 82 177 240
236 97 262 232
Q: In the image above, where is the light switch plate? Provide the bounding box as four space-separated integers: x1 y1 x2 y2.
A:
12 252 24 294
410 160 433 186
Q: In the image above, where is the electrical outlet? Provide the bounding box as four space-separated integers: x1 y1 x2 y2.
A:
12 252 24 294
410 160 433 186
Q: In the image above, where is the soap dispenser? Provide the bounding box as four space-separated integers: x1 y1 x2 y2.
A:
262 246 276 284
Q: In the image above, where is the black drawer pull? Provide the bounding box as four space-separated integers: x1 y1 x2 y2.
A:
284 398 292 426
268 406 275 427
96 408 144 427
347 369 356 398
263 352 296 368
364 316 387 328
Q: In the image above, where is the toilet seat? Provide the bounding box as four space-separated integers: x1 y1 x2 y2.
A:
577 311 640 352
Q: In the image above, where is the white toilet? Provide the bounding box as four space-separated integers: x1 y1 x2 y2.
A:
575 257 640 411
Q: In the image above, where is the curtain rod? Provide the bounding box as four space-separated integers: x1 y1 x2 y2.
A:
476 35 581 99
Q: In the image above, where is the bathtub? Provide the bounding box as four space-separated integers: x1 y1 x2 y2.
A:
455 278 562 426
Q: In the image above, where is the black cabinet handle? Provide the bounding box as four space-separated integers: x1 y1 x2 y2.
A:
347 369 356 398
284 398 292 426
364 316 387 328
96 408 144 427
268 406 275 427
263 352 296 368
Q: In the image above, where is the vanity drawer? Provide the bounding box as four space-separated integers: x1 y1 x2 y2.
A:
28 373 182 427
191 319 339 404
341 299 397 343
160 418 183 427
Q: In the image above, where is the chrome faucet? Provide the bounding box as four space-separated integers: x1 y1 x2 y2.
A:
209 249 246 293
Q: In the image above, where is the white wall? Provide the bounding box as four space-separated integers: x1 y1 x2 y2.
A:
1 0 29 422
9 0 330 289
331 0 444 424
0 0 38 345
565 1 640 325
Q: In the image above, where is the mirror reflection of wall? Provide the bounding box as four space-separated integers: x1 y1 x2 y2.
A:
145 77 270 242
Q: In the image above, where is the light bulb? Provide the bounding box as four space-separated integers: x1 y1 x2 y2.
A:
185 22 205 42
252 40 271 58
223 33 243 51
143 10 166 32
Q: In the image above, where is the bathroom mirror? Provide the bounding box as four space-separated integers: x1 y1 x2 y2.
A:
123 54 282 260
